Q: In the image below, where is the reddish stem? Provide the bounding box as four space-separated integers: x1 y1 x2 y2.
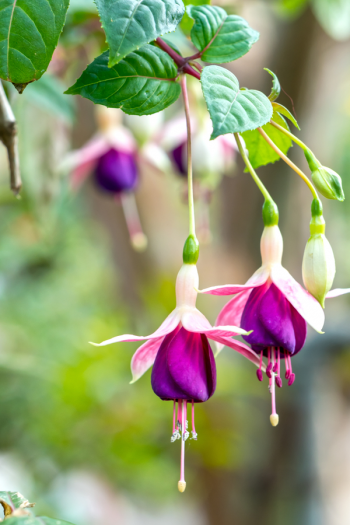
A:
156 38 201 80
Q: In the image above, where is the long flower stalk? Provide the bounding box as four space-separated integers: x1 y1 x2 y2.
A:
181 75 196 237
234 133 274 203
257 127 319 200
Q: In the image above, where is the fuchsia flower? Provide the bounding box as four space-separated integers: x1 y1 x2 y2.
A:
91 252 261 491
200 223 326 426
63 107 170 251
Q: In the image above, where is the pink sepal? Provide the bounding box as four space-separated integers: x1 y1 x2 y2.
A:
326 288 350 299
208 334 263 369
271 265 325 333
90 310 180 346
199 267 268 296
181 309 248 336
69 137 110 189
216 290 252 328
130 337 163 383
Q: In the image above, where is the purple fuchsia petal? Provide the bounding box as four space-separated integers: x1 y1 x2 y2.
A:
151 327 216 402
94 148 139 194
241 282 280 352
130 337 164 383
270 265 325 333
258 283 297 354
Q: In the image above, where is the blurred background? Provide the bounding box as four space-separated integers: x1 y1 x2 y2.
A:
1 0 350 523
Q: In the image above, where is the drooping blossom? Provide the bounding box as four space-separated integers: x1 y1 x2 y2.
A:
62 107 169 251
91 246 261 491
199 222 326 426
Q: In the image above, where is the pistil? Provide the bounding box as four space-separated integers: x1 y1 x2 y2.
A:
269 348 279 426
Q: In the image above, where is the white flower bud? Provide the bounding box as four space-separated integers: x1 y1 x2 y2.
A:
302 232 335 308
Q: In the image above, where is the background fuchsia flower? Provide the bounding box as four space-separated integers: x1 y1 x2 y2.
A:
91 260 260 492
200 223 326 426
62 107 169 252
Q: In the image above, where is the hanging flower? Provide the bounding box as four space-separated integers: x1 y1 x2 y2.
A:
62 107 169 251
199 205 325 426
91 236 260 492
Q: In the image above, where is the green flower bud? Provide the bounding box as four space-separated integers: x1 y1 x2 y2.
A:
183 235 199 264
304 149 345 202
262 200 279 227
302 208 335 308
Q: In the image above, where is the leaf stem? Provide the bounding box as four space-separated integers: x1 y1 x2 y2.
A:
257 127 318 199
234 133 273 203
269 120 308 151
156 38 201 80
181 75 195 236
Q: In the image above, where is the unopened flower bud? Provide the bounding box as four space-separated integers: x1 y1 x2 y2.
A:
304 149 344 202
302 199 335 308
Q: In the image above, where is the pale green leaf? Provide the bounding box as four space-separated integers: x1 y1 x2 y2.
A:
201 65 273 138
188 5 259 63
94 0 185 67
0 0 70 91
242 112 292 169
272 101 300 129
65 44 181 115
264 68 280 102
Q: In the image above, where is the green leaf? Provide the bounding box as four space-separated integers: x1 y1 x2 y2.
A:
0 0 70 91
94 0 185 67
4 517 74 525
188 5 259 63
201 65 273 139
65 44 181 116
24 74 75 124
180 0 210 36
0 492 34 517
264 68 280 102
272 102 300 129
241 112 292 169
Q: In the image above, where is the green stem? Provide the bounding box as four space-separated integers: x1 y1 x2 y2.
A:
269 120 308 151
234 133 273 203
181 75 195 237
257 127 319 200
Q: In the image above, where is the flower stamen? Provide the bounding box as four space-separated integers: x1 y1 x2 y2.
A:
266 347 272 378
178 400 187 493
191 400 198 440
275 347 282 388
269 347 279 426
256 352 263 382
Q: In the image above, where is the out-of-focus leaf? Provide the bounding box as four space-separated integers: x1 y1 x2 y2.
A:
0 0 70 91
65 45 181 115
272 102 300 129
0 492 33 517
4 517 74 525
241 112 292 169
24 75 75 124
68 0 97 13
276 0 309 17
201 66 273 138
312 0 350 40
94 0 185 67
188 5 259 63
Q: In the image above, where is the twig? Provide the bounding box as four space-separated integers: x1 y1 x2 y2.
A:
0 81 21 195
